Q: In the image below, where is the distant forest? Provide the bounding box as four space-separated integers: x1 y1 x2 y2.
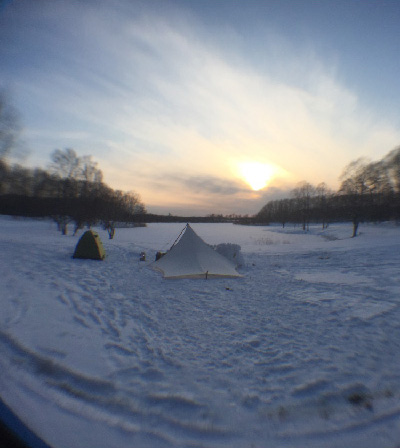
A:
2 146 399 238
256 147 400 237
0 148 147 238
1 89 400 237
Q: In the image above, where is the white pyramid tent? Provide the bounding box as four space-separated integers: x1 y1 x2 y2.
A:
151 224 242 279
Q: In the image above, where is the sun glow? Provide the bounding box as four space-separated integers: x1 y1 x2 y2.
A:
238 162 276 191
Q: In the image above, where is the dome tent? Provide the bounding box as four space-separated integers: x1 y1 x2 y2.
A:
151 224 241 279
72 230 106 260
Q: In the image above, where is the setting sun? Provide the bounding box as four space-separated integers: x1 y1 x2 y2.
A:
238 162 276 191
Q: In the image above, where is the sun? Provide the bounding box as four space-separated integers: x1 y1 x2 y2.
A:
238 162 276 191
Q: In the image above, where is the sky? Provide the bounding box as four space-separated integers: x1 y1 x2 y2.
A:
1 0 400 216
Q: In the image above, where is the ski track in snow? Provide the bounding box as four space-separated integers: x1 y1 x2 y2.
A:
1 218 400 447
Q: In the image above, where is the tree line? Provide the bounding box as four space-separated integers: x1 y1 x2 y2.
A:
0 89 146 238
0 148 146 238
256 147 400 236
2 88 400 236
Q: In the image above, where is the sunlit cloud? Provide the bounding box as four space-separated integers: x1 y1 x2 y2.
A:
3 0 400 214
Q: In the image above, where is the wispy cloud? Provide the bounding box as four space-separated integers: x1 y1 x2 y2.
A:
3 0 400 214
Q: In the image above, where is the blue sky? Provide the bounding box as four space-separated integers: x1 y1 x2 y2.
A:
1 0 400 215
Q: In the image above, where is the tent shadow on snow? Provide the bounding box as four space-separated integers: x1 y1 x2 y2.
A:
150 224 242 279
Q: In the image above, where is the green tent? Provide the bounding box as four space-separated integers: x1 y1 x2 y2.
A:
72 230 106 260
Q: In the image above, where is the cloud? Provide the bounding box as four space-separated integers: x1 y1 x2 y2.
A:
137 171 245 197
3 0 400 215
187 175 243 195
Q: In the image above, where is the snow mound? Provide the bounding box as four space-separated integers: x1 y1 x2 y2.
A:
214 242 244 267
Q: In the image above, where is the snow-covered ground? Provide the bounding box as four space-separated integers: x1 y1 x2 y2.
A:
1 217 400 448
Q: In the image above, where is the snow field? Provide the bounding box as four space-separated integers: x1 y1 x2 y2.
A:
1 217 400 447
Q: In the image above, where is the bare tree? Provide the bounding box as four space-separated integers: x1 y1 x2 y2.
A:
339 158 370 237
292 181 315 231
383 147 400 221
81 155 103 183
315 182 333 229
0 90 22 194
50 148 81 181
339 158 370 195
384 146 400 193
49 148 104 234
0 89 21 161
101 189 146 239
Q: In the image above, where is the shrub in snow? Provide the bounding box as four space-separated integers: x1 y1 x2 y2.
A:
215 243 244 267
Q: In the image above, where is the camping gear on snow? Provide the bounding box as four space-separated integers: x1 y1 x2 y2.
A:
151 224 242 279
72 230 106 260
155 251 166 261
215 243 244 268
